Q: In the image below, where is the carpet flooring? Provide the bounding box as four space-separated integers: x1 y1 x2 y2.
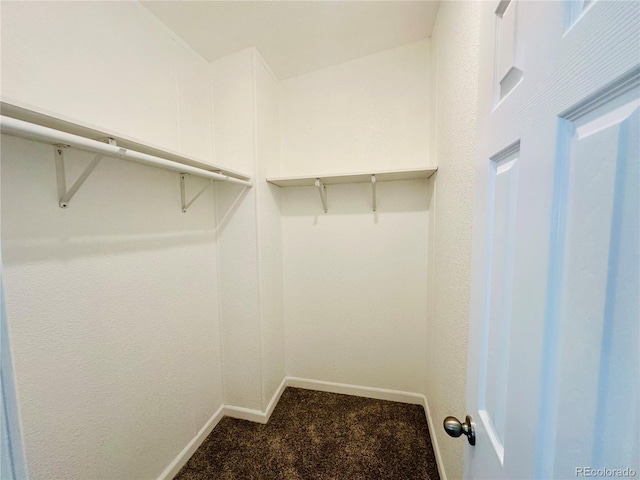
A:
175 387 440 480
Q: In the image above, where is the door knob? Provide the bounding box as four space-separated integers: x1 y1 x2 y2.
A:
443 415 476 445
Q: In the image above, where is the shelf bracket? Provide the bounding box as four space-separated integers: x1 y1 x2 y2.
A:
315 178 328 213
371 174 377 212
180 173 215 213
54 145 103 209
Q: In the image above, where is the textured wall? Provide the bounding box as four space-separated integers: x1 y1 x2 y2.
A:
279 41 432 395
282 181 430 394
0 1 213 161
281 40 430 392
280 40 431 175
1 136 224 480
426 2 481 479
0 3 225 479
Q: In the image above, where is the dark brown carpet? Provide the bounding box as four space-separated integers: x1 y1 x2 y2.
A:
175 387 440 480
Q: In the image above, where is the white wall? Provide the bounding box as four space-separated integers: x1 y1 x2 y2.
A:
0 1 213 162
212 49 285 412
426 3 481 479
1 135 224 480
0 3 225 479
280 40 431 175
280 41 432 394
282 181 430 393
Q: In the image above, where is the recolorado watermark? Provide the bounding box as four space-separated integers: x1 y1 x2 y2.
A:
576 467 637 477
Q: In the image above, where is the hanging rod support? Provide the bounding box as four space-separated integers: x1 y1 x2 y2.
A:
181 173 215 213
1 115 252 187
54 145 103 209
371 174 377 212
99 137 117 146
315 178 327 213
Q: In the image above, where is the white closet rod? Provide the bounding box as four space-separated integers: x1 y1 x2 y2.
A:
0 115 253 188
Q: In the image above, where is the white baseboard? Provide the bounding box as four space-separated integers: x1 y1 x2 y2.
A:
286 377 425 405
223 376 287 424
264 376 287 419
157 404 225 480
423 397 447 480
222 405 268 423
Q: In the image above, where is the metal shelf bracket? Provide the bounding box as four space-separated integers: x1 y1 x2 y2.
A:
315 178 328 213
180 173 215 213
371 174 377 212
54 145 103 209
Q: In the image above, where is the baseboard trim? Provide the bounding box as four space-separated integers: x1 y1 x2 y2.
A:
157 404 225 480
264 376 287 419
223 405 268 423
423 397 447 480
223 377 288 424
286 377 425 405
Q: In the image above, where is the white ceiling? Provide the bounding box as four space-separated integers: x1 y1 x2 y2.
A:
141 1 440 79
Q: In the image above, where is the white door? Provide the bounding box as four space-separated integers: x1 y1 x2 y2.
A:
459 1 639 479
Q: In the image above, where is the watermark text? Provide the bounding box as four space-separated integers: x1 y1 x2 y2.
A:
576 467 637 478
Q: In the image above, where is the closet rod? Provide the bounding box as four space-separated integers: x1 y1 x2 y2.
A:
0 115 253 188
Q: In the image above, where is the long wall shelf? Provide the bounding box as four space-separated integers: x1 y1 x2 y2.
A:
1 99 250 181
266 167 437 187
267 167 437 213
1 99 253 212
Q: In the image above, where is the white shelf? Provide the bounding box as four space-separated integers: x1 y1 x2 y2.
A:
267 167 437 187
0 99 250 182
267 167 437 213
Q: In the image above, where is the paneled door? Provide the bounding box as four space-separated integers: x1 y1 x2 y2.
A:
460 1 639 478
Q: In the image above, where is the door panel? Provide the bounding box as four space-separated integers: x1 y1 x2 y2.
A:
494 0 523 103
538 80 639 480
465 1 639 478
478 142 520 466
